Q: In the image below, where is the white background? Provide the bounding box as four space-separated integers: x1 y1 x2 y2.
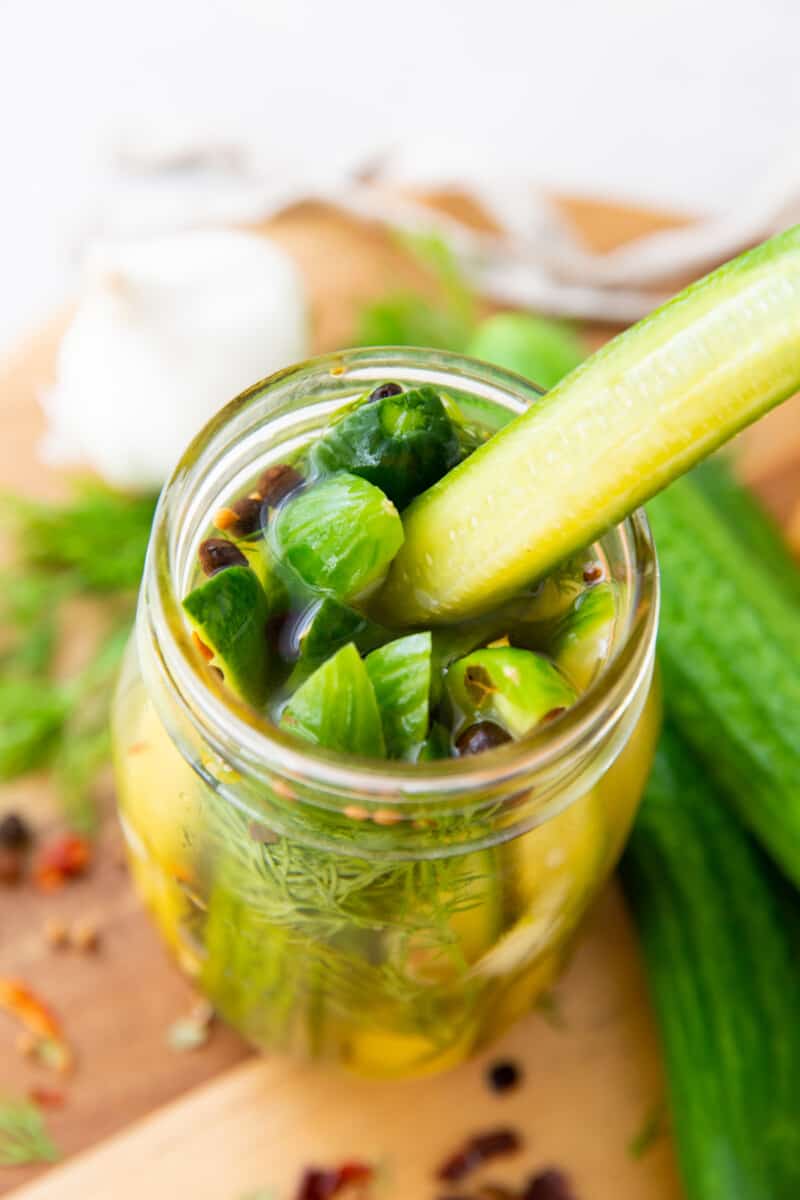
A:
1 0 799 355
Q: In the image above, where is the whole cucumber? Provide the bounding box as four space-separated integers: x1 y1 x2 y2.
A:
648 474 800 886
621 724 800 1200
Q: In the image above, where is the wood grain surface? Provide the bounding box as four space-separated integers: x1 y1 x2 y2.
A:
2 194 799 1200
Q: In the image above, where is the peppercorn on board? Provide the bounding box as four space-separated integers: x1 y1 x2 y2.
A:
3 196 800 1200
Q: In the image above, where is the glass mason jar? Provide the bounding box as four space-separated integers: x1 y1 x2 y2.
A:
112 349 660 1079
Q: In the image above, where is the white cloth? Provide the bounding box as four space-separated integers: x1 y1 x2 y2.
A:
101 133 800 323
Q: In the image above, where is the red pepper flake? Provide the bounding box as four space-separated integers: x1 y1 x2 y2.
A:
294 1161 373 1199
34 833 91 891
582 562 604 584
0 978 73 1073
437 1129 523 1183
28 1086 65 1109
522 1170 576 1200
192 631 215 662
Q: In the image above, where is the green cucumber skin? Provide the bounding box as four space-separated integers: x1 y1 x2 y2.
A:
648 475 800 886
377 226 800 624
182 566 270 706
621 725 800 1200
691 457 800 605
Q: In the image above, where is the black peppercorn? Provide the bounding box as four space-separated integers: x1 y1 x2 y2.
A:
198 538 248 576
256 463 303 507
0 812 31 851
228 495 264 536
368 382 403 402
456 722 512 756
487 1058 522 1093
523 1169 576 1200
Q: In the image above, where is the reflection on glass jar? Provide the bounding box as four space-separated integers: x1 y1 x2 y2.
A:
112 350 660 1078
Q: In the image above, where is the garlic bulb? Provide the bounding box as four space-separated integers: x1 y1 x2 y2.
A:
41 230 309 491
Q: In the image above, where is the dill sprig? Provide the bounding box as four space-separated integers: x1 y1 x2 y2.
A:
354 230 477 352
198 789 497 1052
0 1098 60 1167
4 483 156 593
0 483 157 830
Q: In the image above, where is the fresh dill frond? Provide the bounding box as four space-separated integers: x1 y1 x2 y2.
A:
0 1098 60 1167
0 483 153 828
354 230 477 353
3 482 157 593
0 677 70 780
355 293 472 353
395 228 477 330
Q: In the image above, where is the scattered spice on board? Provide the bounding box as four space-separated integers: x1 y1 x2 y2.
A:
43 917 69 950
0 1097 61 1167
0 979 73 1073
34 833 91 891
27 1087 65 1110
70 916 101 953
0 812 32 850
294 1161 374 1199
486 1059 523 1094
437 1167 577 1200
522 1169 577 1199
0 812 33 885
437 1129 523 1183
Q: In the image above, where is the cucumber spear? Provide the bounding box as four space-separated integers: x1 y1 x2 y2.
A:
376 225 800 624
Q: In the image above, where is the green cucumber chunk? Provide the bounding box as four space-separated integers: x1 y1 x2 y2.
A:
446 647 577 739
309 385 461 509
467 312 585 390
280 642 385 757
365 632 432 758
377 226 800 623
551 582 617 691
182 565 270 705
415 721 452 762
621 724 800 1200
294 596 387 669
237 539 288 614
271 472 403 601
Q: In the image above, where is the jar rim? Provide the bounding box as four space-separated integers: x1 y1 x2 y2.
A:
143 347 659 805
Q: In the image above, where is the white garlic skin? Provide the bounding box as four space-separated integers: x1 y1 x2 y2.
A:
41 230 309 491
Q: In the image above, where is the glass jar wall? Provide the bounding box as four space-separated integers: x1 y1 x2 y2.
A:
112 350 660 1078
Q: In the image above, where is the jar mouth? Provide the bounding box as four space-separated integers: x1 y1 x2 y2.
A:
144 348 659 804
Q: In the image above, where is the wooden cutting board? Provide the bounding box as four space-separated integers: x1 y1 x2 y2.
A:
2 196 800 1200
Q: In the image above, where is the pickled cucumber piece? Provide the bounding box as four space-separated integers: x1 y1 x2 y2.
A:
294 596 387 668
467 312 585 390
182 566 270 705
272 473 403 601
552 582 617 691
280 643 385 757
378 227 800 624
416 722 451 762
520 555 594 625
237 539 287 614
365 632 431 758
446 647 577 739
310 385 461 509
